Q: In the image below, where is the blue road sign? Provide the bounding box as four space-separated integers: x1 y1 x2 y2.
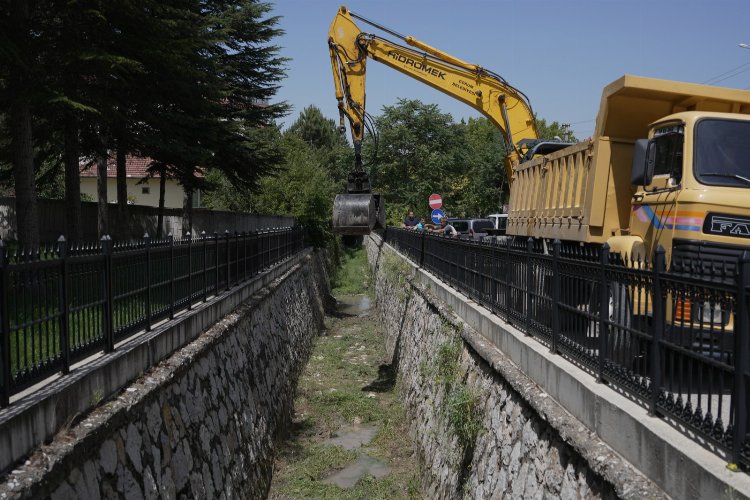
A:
431 209 445 224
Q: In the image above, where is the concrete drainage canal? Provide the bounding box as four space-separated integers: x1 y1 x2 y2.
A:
269 247 422 498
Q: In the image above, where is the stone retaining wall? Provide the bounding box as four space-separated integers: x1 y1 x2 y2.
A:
366 235 664 499
0 251 330 499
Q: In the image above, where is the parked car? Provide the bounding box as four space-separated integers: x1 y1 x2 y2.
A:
487 213 508 233
447 218 494 241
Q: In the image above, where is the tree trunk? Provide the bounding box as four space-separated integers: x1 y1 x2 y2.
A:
182 188 193 238
64 112 81 242
157 164 166 238
11 100 39 247
116 148 127 238
97 152 108 238
9 0 39 247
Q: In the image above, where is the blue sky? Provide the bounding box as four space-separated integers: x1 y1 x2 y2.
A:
271 0 750 139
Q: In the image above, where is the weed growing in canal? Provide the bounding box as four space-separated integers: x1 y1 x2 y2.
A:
332 245 371 296
270 272 421 498
427 334 483 454
434 337 461 388
381 251 412 300
445 384 483 449
90 389 104 405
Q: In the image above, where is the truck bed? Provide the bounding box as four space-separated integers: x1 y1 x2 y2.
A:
507 75 750 244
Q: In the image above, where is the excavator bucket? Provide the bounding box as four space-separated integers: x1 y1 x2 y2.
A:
333 193 376 235
332 193 386 235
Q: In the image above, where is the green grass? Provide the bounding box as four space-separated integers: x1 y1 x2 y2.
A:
445 384 483 448
6 292 171 379
332 245 370 296
270 284 421 498
273 444 357 498
3 246 276 388
421 336 484 452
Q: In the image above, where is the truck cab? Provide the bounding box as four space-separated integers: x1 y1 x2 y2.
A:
631 112 750 271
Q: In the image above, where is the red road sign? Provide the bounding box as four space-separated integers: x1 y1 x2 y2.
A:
429 193 442 209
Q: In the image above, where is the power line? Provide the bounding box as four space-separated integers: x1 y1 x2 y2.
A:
702 60 750 85
706 66 750 85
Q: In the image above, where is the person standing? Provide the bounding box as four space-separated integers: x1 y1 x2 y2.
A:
402 210 419 228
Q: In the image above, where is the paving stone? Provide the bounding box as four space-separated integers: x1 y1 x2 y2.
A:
125 423 143 473
99 440 118 476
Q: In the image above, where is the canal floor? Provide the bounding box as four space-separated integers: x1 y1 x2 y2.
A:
268 248 421 499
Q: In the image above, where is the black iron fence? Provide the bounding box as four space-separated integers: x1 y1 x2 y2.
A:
386 227 750 467
0 227 304 407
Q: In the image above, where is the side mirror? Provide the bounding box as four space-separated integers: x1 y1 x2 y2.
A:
630 138 654 186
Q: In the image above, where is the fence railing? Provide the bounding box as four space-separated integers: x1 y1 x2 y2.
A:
0 227 304 407
385 227 750 468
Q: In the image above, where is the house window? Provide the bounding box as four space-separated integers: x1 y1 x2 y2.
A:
141 186 150 194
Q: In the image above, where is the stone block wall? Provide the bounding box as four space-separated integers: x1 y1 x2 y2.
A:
366 236 662 499
0 252 329 499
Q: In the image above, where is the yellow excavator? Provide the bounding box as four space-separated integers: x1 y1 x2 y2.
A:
328 5 569 235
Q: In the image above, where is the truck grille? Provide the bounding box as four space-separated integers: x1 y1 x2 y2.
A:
670 239 750 284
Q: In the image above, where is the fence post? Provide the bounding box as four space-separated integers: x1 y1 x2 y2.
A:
649 245 666 416
258 230 263 270
263 230 268 269
731 251 750 466
597 243 610 382
0 241 10 407
186 232 192 310
102 235 114 352
525 238 534 336
168 234 175 319
505 237 512 323
225 230 231 291
419 232 425 267
234 231 240 285
243 231 248 281
201 231 208 302
57 236 70 375
251 231 259 276
144 233 152 331
551 239 561 354
489 240 498 313
275 227 281 263
214 232 220 293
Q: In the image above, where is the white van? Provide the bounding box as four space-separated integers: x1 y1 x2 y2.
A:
487 213 508 233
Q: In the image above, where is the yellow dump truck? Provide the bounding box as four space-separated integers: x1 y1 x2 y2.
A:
508 75 750 267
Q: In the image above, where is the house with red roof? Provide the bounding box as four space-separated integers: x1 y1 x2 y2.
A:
80 155 200 209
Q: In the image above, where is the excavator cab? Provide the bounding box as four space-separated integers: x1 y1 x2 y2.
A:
332 169 386 235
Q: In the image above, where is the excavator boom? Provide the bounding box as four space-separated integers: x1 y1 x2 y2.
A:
328 5 540 235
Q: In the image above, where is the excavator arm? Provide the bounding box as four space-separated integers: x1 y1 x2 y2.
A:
329 5 539 180
328 5 540 235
